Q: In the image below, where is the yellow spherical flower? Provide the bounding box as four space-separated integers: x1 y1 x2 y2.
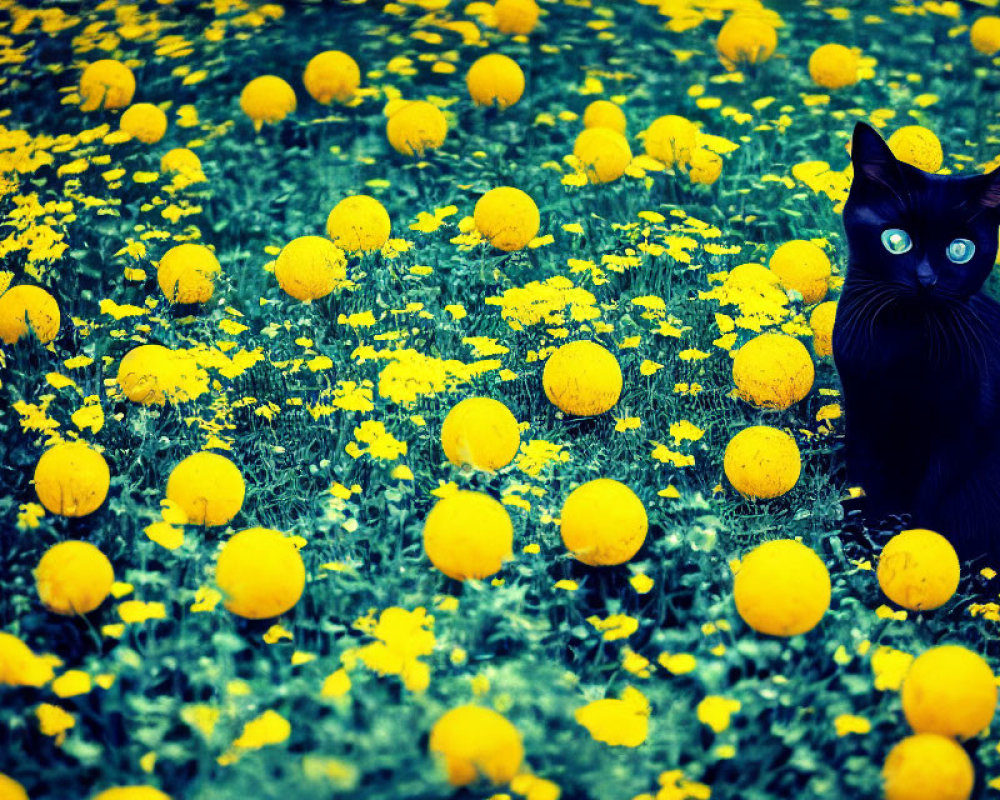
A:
239 75 297 131
643 115 697 169
543 340 623 416
119 103 168 143
733 539 830 636
429 706 523 786
34 442 110 517
423 491 513 580
215 528 306 619
808 44 859 89
724 426 801 500
91 788 172 800
583 99 626 134
116 345 207 405
36 541 114 615
809 301 837 357
441 397 520 471
688 147 723 185
573 127 632 184
275 236 346 302
878 529 960 611
386 100 448 156
887 125 943 173
326 195 391 253
575 687 650 747
560 479 648 566
160 147 204 181
0 773 28 800
0 285 60 344
466 54 525 110
883 734 974 800
157 243 221 304
166 452 245 526
769 240 831 304
901 645 997 739
494 0 540 34
303 50 360 104
971 16 1000 55
0 632 55 687
474 187 540 251
732 333 814 411
79 59 136 111
716 14 778 70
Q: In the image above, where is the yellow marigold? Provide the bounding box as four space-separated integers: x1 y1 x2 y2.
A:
0 774 28 800
575 687 649 747
901 645 996 739
688 147 723 185
429 706 524 786
732 333 814 410
239 75 297 130
35 540 114 615
157 243 221 304
642 115 697 169
91 788 172 800
119 103 168 143
583 99 626 134
697 695 741 733
971 16 1000 55
166 452 245 526
466 53 525 109
303 50 360 104
809 300 837 357
808 44 859 89
274 235 347 301
716 14 778 70
440 397 520 471
326 195 391 253
0 632 56 687
232 710 291 749
543 340 622 416
494 0 540 34
215 528 306 619
887 125 943 173
0 285 60 345
34 442 110 517
423 490 513 580
878 529 960 611
474 186 540 251
769 240 831 304
573 127 632 184
159 147 204 181
79 59 135 111
882 734 974 800
560 479 648 566
386 100 448 156
723 426 800 500
116 345 208 405
733 539 830 636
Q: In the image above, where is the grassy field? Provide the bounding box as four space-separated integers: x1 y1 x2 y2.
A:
3 0 1000 798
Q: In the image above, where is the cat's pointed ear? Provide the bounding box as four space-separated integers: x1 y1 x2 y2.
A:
850 122 901 187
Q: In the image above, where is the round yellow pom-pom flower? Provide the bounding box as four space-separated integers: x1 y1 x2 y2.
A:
573 127 632 184
494 0 540 34
543 340 622 416
474 186 540 251
326 195 391 253
769 240 831 304
575 687 650 747
642 115 697 169
303 50 360 104
386 100 448 156
166 452 245 527
810 301 837 357
274 236 347 301
724 426 801 500
423 491 513 581
808 44 859 89
157 243 221 304
882 734 974 800
901 645 996 739
239 75 297 131
160 147 204 181
91 787 172 800
583 99 626 134
689 147 723 185
732 333 815 411
215 528 306 619
441 397 520 471
116 345 207 405
0 285 60 344
466 54 525 110
34 442 110 517
971 16 1000 55
716 15 778 70
877 529 960 611
429 705 523 786
35 541 114 615
0 773 28 800
0 632 55 687
733 539 830 636
79 59 135 111
560 479 648 566
119 103 167 143
887 125 943 173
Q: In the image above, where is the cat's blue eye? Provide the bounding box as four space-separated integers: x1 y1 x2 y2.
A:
881 228 912 255
946 238 975 264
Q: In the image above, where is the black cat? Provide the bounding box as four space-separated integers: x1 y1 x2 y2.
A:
833 121 1000 561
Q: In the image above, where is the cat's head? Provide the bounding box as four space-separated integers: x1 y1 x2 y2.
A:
844 121 1000 300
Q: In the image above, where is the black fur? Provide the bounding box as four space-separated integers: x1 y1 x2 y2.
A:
833 122 1000 560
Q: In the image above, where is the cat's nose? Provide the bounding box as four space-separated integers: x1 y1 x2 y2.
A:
916 262 937 288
